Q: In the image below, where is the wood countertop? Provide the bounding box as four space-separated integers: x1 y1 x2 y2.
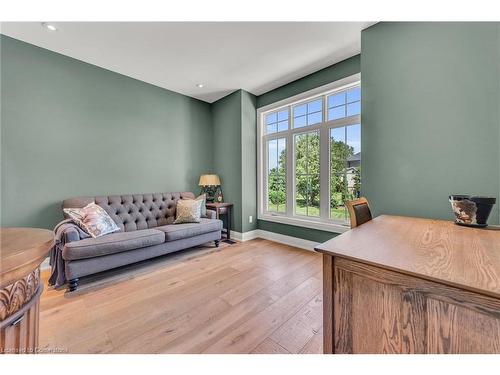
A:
315 215 500 299
0 227 54 288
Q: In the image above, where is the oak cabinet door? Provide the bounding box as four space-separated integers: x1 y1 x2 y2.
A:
331 259 500 354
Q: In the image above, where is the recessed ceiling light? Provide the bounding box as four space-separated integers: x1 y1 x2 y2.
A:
196 83 204 88
41 22 58 31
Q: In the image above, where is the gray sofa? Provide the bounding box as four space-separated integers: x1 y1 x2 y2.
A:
59 192 222 291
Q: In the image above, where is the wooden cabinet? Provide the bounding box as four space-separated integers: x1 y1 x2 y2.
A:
326 256 500 353
317 215 500 354
1 228 53 354
0 283 41 354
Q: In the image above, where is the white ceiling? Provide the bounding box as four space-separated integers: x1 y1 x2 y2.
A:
1 22 375 103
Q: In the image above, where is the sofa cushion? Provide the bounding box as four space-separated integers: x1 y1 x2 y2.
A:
156 218 223 242
63 229 165 260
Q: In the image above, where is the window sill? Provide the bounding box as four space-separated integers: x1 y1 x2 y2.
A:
258 213 350 234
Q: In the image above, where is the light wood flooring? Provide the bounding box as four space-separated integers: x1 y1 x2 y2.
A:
39 238 323 354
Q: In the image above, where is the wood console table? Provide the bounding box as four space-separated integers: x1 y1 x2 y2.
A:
0 228 53 354
315 215 500 354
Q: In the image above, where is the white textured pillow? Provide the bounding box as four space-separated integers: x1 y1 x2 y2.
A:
174 199 203 224
64 203 120 238
195 194 207 217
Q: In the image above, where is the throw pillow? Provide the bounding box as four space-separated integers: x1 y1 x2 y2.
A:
63 207 86 226
174 199 203 224
195 194 207 217
63 203 120 238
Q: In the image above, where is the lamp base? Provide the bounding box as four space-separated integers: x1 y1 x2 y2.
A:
200 186 217 203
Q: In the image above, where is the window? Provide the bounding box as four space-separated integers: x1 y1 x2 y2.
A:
330 124 361 221
266 109 288 134
293 99 323 128
295 131 320 217
267 138 286 213
327 86 361 120
258 74 361 233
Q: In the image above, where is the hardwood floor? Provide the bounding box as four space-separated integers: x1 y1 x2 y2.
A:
39 239 323 354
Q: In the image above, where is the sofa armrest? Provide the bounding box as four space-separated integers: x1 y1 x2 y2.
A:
206 209 217 220
62 225 82 243
54 220 88 244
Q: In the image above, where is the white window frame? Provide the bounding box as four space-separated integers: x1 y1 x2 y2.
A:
257 73 361 234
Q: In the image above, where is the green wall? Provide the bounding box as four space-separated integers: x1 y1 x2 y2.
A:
1 35 213 229
4 22 499 240
256 55 361 242
257 22 500 241
211 89 257 233
212 90 243 232
240 90 258 233
257 55 361 108
257 220 336 243
361 22 500 224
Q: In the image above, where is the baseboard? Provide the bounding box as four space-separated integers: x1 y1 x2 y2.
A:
256 230 319 251
230 230 259 242
230 229 319 252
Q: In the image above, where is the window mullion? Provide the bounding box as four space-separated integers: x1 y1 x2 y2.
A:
286 131 294 218
276 140 279 212
325 114 361 129
320 119 330 220
305 134 309 216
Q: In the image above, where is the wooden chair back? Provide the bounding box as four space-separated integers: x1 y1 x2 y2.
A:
346 197 372 228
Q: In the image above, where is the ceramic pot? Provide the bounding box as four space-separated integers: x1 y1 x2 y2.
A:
449 195 496 227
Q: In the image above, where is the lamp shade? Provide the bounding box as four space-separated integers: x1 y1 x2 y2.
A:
199 174 221 186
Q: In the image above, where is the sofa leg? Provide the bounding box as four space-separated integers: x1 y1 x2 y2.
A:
215 240 220 248
68 278 79 292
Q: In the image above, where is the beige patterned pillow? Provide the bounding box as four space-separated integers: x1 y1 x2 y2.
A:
64 203 120 238
174 199 203 224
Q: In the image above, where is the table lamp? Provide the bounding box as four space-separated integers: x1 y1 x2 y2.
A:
199 174 221 203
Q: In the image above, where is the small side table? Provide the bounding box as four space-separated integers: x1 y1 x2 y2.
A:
206 202 234 243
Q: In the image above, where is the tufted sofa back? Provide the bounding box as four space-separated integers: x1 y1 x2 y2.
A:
62 192 195 232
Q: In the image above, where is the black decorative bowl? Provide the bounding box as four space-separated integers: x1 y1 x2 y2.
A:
449 195 496 227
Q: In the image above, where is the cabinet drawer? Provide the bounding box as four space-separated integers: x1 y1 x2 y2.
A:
218 207 228 215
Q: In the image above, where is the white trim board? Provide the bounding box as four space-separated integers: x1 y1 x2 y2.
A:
230 229 320 252
230 230 260 242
